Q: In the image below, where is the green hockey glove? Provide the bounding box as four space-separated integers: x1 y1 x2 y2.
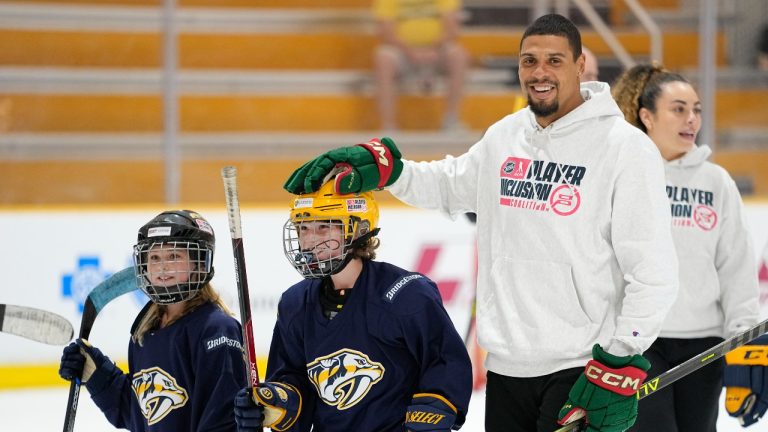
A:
558 344 650 432
283 137 403 194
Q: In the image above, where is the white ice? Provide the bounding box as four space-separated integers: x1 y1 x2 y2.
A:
0 387 747 431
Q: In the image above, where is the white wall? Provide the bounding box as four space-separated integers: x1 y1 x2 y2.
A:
0 206 478 364
1 202 767 365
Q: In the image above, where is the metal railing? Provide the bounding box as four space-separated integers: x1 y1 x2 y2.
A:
532 0 663 70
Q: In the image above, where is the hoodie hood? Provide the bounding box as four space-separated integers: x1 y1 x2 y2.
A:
665 144 712 168
526 81 623 135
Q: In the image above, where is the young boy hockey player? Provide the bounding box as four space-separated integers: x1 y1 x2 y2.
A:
233 181 472 431
59 210 247 431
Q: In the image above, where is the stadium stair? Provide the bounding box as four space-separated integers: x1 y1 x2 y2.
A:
0 0 765 204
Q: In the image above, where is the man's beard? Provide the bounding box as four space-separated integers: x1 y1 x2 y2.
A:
527 95 559 117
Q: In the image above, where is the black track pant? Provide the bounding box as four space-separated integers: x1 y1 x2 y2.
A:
485 367 582 432
630 336 725 432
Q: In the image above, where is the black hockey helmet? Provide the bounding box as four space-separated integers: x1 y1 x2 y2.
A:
133 210 215 304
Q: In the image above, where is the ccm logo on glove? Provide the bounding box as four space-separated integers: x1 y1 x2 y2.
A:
361 139 391 166
584 359 647 396
355 138 396 189
734 347 768 362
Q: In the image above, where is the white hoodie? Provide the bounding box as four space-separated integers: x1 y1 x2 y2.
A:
388 82 678 377
659 144 759 339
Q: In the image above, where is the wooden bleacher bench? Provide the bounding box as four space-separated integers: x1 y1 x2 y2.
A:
0 0 766 204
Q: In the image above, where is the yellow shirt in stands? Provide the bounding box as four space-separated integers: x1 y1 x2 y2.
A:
373 0 461 47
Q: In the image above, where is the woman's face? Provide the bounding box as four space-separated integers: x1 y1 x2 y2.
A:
641 81 702 161
147 244 192 287
298 220 344 261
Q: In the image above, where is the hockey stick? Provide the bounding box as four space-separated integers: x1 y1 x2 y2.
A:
221 167 262 408
554 317 768 432
0 304 74 345
62 267 137 432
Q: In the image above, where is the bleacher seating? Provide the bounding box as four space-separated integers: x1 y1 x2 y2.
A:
0 0 765 204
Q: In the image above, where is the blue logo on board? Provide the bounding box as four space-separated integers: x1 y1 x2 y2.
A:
62 256 113 312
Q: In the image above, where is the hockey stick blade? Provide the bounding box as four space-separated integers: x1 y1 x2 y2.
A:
62 267 138 432
0 304 74 345
554 317 768 432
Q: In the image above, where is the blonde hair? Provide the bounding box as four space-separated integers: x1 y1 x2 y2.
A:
132 283 232 346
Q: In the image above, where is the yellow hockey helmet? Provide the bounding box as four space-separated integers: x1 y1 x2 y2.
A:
283 181 379 279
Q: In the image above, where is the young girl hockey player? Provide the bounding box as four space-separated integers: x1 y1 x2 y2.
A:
233 181 472 432
612 64 763 431
59 210 247 431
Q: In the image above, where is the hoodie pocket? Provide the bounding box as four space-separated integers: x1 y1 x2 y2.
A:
481 257 599 357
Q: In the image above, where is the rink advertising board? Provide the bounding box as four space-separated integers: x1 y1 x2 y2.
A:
0 205 477 388
0 203 766 389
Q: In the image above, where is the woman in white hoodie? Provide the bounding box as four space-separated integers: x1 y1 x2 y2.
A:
613 64 761 432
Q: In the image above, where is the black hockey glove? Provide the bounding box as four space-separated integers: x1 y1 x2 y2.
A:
234 387 264 432
404 393 458 431
58 338 120 395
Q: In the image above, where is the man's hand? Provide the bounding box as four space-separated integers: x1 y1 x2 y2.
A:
558 344 650 432
283 137 403 195
724 334 768 427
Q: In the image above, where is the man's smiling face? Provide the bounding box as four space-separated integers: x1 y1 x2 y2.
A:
518 34 585 127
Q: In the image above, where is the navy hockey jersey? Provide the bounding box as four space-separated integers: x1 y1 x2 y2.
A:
89 302 248 431
267 260 472 431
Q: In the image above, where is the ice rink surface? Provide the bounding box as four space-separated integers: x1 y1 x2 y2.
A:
0 387 749 431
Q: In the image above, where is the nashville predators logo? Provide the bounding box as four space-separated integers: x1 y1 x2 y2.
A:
306 348 385 410
131 367 188 425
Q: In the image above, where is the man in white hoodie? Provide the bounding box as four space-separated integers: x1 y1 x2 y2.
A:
284 14 678 432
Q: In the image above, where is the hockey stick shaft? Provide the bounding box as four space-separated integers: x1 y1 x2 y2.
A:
221 166 260 390
0 304 74 345
62 267 136 432
554 317 768 432
62 298 96 432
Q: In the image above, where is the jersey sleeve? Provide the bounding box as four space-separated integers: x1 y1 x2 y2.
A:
88 359 138 430
192 314 249 431
264 293 316 432
380 277 473 426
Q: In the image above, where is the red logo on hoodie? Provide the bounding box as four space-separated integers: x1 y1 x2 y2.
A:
693 205 717 231
500 157 530 179
549 185 581 216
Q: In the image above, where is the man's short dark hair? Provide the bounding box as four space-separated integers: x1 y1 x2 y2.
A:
521 14 582 60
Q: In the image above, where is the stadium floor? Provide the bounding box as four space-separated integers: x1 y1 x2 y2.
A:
0 387 747 431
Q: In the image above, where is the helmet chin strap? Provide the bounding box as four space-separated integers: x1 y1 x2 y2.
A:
327 228 381 276
145 286 187 304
